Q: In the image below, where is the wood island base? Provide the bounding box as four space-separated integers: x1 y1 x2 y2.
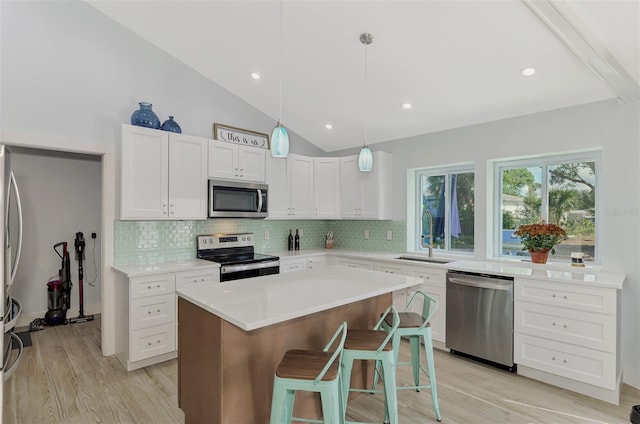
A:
178 293 391 424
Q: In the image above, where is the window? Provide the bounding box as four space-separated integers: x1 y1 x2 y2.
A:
495 151 599 263
415 166 475 253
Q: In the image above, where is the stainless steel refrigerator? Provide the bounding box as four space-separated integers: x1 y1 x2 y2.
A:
0 145 24 421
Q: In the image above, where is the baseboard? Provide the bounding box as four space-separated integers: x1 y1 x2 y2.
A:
16 302 101 329
517 364 621 405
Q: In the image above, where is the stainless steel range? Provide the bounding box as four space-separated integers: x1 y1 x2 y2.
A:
196 233 279 282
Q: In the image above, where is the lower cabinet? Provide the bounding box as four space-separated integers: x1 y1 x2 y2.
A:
280 257 308 273
513 277 621 403
115 268 218 371
280 255 327 273
330 256 374 270
374 262 447 345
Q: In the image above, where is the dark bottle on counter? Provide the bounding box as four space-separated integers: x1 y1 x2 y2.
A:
288 229 294 251
294 229 300 251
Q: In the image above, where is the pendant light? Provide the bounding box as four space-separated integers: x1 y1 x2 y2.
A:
358 33 374 172
270 0 289 158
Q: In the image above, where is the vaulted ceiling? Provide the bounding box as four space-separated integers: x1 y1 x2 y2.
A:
87 0 639 152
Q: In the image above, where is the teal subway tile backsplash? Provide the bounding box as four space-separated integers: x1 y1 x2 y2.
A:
114 219 407 266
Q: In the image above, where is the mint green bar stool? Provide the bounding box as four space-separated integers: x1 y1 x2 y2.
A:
270 321 348 424
372 291 442 422
341 305 400 424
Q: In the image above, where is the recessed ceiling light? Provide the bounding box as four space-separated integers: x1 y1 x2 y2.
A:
325 123 333 130
251 72 261 80
521 67 536 77
401 103 412 110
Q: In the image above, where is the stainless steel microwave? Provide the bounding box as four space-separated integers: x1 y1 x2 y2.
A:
208 179 268 218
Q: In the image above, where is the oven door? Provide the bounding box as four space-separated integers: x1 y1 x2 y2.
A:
220 261 279 282
208 180 268 218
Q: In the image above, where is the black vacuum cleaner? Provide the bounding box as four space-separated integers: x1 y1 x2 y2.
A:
43 241 72 326
68 232 94 324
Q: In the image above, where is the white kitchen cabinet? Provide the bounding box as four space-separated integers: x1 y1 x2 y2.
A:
208 139 266 182
289 154 315 218
331 256 374 270
307 256 327 270
340 151 392 219
280 257 308 273
375 262 447 345
265 154 315 219
406 267 447 344
280 256 327 273
265 155 290 218
120 125 207 220
115 273 177 371
313 157 341 218
114 267 218 371
513 277 621 403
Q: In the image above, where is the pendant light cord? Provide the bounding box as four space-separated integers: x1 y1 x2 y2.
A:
277 0 283 125
364 38 368 147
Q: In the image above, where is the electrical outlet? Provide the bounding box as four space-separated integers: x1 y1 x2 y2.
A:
299 229 304 237
91 232 97 239
386 230 393 241
264 230 270 241
364 230 369 240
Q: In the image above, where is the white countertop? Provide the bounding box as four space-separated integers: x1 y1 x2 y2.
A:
112 249 624 289
176 266 422 331
112 259 219 278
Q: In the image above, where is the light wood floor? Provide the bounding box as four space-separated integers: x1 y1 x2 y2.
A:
4 315 638 423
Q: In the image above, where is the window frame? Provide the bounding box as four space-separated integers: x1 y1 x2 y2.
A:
492 150 601 263
413 164 475 255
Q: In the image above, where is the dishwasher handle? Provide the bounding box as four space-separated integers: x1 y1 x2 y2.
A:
447 275 512 291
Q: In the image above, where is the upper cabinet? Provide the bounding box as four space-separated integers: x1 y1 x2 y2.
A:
288 154 315 218
340 151 392 220
266 154 341 220
120 125 207 220
208 139 266 182
313 157 341 219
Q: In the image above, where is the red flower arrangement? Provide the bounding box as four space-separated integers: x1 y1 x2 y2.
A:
514 221 567 255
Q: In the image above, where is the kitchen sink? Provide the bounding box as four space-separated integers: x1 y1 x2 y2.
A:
396 255 452 264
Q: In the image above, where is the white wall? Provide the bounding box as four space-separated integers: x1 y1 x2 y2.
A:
334 99 640 389
10 148 102 324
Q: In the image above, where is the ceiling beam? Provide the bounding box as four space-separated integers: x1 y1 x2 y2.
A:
523 0 639 103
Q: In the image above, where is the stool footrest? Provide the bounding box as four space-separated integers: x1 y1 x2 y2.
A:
396 384 433 391
290 417 325 424
350 387 383 394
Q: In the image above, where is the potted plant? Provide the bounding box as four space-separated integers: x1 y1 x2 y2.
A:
513 221 566 264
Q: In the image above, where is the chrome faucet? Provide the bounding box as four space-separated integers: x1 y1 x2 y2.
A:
420 208 434 257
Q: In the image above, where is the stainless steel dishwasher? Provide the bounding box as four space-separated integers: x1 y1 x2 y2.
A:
446 270 515 371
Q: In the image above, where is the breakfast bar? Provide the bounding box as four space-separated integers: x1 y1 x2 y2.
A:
176 266 422 424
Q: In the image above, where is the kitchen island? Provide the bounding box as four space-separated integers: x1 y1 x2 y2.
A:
176 266 422 424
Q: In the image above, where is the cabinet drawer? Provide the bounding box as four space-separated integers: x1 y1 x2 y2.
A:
374 263 405 275
175 269 218 289
514 333 615 389
280 259 307 273
515 301 615 352
333 257 373 270
307 257 326 270
130 323 176 362
130 274 175 299
408 268 445 288
130 294 175 330
515 278 616 314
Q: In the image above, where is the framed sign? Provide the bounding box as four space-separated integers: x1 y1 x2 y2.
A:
213 123 270 150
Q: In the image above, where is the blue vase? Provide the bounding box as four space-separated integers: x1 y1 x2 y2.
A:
130 102 160 129
160 116 182 133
